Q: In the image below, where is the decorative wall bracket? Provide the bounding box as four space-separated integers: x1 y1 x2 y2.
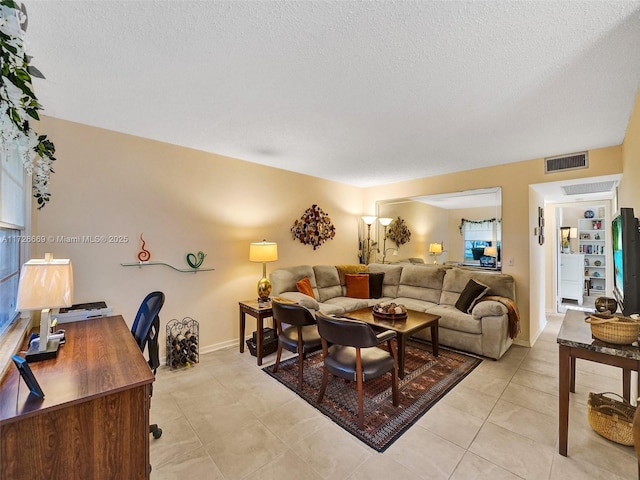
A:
120 261 214 273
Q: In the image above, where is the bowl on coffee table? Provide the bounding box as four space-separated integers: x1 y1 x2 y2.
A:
372 302 407 320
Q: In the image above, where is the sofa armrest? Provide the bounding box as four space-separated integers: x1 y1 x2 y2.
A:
471 300 507 320
276 292 320 310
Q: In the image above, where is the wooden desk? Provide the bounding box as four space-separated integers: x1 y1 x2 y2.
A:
239 300 273 366
557 309 640 456
0 315 154 479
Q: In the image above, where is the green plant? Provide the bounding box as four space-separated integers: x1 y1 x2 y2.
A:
0 0 55 208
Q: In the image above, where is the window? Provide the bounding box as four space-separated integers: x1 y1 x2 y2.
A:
0 227 20 335
0 150 26 336
462 219 501 266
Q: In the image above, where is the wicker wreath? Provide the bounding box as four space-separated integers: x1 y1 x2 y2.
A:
387 216 411 247
291 204 336 250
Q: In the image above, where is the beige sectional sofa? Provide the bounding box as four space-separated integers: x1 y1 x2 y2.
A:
270 263 517 360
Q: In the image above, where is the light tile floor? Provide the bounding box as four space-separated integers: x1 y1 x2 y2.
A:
149 312 637 479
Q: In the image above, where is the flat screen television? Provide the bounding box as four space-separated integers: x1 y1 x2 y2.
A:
612 207 640 315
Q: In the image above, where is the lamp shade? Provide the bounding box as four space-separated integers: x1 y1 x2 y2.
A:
361 216 377 225
379 217 393 227
428 243 443 254
484 246 498 257
569 227 578 240
17 258 74 310
249 241 278 263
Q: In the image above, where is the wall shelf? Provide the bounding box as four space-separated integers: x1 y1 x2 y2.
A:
120 261 214 273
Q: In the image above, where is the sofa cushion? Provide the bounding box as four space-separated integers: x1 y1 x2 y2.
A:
317 302 348 315
440 268 515 306
360 271 384 298
276 292 320 310
323 296 369 312
368 264 403 298
392 297 438 312
426 304 482 334
270 265 317 297
455 279 489 313
397 265 446 303
313 265 343 302
346 274 369 299
296 277 315 298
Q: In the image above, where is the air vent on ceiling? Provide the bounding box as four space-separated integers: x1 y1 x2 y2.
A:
561 181 616 196
545 152 588 173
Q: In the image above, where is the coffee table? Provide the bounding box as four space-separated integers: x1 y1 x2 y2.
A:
345 307 440 379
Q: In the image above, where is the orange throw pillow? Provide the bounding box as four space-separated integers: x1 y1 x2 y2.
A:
296 277 315 298
346 274 369 299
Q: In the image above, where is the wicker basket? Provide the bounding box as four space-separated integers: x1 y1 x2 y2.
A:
587 392 636 446
585 314 640 345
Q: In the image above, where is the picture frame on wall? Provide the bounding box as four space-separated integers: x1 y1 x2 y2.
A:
537 206 545 245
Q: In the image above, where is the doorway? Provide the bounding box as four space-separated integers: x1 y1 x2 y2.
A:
555 202 612 313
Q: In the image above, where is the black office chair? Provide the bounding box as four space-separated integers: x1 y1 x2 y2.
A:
271 299 322 390
131 291 165 439
315 312 399 429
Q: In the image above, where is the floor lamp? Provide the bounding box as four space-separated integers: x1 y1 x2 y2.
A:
362 216 377 264
379 217 393 262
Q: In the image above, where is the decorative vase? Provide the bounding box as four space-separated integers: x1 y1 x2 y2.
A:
595 297 618 314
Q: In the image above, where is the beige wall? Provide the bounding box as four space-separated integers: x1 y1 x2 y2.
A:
34 117 364 352
619 88 640 212
32 107 633 352
364 147 623 346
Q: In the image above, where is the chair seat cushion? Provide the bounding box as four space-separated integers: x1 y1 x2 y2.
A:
324 345 394 381
280 325 322 353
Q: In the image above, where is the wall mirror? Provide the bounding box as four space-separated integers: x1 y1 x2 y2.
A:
376 187 502 270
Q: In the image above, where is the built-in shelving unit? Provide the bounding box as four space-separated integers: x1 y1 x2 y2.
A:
578 216 606 296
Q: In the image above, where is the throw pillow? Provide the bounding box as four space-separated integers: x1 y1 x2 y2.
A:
296 277 315 298
455 279 490 313
360 271 384 298
346 274 369 299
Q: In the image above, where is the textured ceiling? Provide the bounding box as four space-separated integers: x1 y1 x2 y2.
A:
23 1 640 187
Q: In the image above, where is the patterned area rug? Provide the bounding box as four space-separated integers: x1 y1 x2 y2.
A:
263 340 481 452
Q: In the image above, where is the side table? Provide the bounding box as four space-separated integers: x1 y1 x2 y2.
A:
239 300 274 366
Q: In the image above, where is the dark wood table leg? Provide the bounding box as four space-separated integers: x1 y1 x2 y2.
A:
256 313 264 366
623 368 632 401
430 321 439 357
559 344 571 456
397 334 407 379
570 356 576 393
239 309 246 353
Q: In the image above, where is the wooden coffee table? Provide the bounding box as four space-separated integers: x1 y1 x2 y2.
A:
345 307 440 379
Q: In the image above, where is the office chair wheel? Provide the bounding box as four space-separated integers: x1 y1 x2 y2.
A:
151 425 162 439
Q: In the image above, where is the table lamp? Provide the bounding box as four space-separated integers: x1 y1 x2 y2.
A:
483 246 498 267
17 254 74 362
429 242 444 264
249 240 278 302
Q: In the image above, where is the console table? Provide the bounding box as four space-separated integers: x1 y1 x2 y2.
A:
0 315 155 479
557 309 640 456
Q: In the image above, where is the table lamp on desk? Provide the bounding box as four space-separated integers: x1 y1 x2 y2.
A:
16 254 74 362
